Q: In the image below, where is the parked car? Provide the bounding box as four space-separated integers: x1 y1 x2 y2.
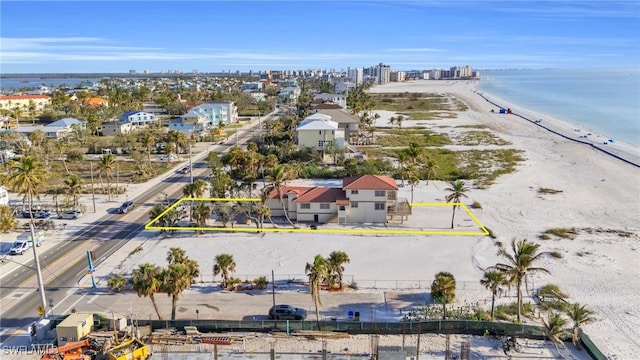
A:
268 304 307 320
21 209 51 219
59 209 83 220
118 200 134 214
177 166 190 174
159 154 178 162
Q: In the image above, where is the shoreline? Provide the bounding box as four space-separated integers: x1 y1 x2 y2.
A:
474 90 640 168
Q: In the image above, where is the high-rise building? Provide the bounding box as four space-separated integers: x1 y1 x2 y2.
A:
347 67 364 85
375 63 391 84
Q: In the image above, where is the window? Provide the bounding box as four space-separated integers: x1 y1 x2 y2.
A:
318 140 324 148
350 202 358 208
375 190 385 197
300 203 311 209
375 202 385 210
319 130 322 135
351 190 359 195
320 203 330 209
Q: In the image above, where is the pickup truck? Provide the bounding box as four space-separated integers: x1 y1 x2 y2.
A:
9 230 45 255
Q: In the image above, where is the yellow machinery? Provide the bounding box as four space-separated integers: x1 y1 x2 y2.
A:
106 338 148 360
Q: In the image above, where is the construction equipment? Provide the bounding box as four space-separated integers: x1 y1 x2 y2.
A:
106 338 148 360
41 339 91 360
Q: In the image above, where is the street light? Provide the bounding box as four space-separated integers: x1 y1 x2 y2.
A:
195 309 199 321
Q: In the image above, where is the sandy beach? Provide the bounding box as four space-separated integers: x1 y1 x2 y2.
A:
1 80 639 359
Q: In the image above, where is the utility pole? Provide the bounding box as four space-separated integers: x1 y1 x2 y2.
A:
90 161 96 213
189 142 193 184
29 222 47 318
271 270 276 308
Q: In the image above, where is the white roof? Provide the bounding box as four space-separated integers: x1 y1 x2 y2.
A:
296 119 339 131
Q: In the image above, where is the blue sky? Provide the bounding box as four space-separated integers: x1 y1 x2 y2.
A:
1 1 639 73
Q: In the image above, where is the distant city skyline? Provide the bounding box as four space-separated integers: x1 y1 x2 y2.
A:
1 1 638 74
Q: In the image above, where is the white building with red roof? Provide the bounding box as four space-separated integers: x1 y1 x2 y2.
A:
265 175 411 224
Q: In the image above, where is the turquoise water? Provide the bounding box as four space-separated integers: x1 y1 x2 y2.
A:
477 69 640 146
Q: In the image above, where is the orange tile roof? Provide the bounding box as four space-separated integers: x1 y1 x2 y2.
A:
0 95 51 100
342 175 398 190
82 97 108 106
293 187 347 203
266 185 312 200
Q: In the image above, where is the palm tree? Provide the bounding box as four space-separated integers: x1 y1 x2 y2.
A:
406 164 421 204
97 154 117 201
305 254 328 330
480 270 506 320
543 312 568 356
63 174 83 208
431 272 456 319
565 303 595 349
489 238 562 322
445 180 470 229
162 263 192 320
424 160 439 185
7 156 47 216
167 247 199 282
183 179 208 222
213 253 237 289
139 131 156 165
192 202 211 233
264 164 297 228
130 263 163 320
326 251 350 290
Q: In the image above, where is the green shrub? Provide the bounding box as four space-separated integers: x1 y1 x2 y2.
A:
107 274 127 293
544 228 579 239
495 301 535 322
470 201 482 209
253 276 268 289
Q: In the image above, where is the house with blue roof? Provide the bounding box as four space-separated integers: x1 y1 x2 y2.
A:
119 111 157 127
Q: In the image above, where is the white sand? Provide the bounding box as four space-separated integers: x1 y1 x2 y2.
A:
2 84 639 358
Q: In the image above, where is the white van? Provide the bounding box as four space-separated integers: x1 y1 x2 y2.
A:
9 230 45 255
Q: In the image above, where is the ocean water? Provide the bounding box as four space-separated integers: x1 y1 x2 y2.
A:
0 77 103 91
477 69 640 146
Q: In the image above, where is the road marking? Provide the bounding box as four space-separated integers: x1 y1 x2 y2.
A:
87 294 98 304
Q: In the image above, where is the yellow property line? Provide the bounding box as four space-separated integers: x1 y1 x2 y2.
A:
145 199 489 236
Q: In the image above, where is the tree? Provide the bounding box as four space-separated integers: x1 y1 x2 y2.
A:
139 131 156 165
7 156 47 213
445 180 470 229
0 205 17 233
213 253 237 289
192 202 211 232
63 174 83 208
107 274 127 293
162 263 192 320
164 248 200 320
431 271 456 319
543 312 568 356
263 164 297 228
480 270 506 321
489 238 562 322
565 303 595 350
167 247 199 282
305 254 328 330
97 154 117 201
326 251 350 290
130 263 163 320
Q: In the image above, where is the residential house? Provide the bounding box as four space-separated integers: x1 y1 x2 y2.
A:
81 97 109 108
265 175 411 224
119 111 157 126
278 87 300 104
43 117 85 139
314 93 347 108
296 115 345 151
315 109 360 140
0 95 51 113
170 101 237 136
100 121 134 136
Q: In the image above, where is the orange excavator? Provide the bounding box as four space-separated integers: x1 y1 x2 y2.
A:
40 339 94 360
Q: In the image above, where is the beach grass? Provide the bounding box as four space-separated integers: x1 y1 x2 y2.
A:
538 187 563 194
454 131 511 146
495 301 535 321
370 92 464 120
376 128 452 147
363 147 524 186
544 227 579 239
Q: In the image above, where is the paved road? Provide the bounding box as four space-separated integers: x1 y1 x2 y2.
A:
0 118 270 343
